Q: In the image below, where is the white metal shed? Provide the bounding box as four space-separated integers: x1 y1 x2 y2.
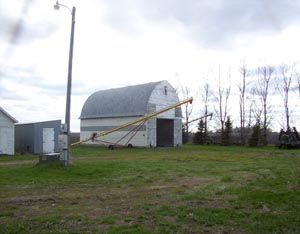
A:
80 80 182 147
0 107 18 155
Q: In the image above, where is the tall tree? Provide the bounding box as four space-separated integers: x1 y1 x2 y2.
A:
250 97 263 130
277 64 295 130
201 82 212 143
256 66 274 145
214 67 231 133
238 61 249 145
180 86 195 143
296 71 300 99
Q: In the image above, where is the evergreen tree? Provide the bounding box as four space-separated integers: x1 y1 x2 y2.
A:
221 116 233 146
248 122 261 147
203 118 209 144
182 125 188 144
193 119 205 144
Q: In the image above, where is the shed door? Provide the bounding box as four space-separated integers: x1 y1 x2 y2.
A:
156 119 174 147
42 128 55 153
0 127 10 154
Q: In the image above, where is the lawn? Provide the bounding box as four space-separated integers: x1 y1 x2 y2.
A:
0 145 300 234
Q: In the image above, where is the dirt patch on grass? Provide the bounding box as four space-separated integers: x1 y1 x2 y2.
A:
0 159 37 166
1 175 247 234
149 176 215 190
0 176 222 231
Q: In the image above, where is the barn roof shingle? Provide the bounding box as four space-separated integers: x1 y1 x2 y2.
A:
80 81 163 119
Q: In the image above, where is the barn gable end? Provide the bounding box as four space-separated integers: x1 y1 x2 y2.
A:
80 81 182 147
0 107 18 155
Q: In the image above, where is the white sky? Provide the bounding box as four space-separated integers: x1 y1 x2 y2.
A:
1 0 300 132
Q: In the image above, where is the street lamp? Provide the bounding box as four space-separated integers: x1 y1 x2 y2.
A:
54 1 76 166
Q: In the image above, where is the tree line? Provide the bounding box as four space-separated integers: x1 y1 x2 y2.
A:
178 62 300 146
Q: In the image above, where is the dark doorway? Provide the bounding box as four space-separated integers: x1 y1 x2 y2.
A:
156 119 174 147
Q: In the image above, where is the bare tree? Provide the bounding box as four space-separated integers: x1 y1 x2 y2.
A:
256 65 274 145
201 82 212 142
251 97 263 127
247 87 264 146
277 64 295 130
238 62 249 145
179 86 195 142
214 68 231 133
247 96 254 129
296 71 300 98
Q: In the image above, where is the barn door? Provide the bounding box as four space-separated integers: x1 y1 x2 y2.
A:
42 128 55 153
156 119 174 147
0 127 9 154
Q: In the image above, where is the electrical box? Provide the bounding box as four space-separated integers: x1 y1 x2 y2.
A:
58 134 68 150
61 123 68 134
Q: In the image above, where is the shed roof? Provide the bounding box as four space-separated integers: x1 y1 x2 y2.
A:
80 81 163 119
0 107 18 123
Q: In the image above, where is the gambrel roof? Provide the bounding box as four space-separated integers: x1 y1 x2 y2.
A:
80 81 164 119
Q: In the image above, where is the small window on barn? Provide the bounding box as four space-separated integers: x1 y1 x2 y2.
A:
164 86 168 95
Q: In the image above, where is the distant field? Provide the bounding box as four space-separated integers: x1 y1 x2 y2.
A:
0 145 300 234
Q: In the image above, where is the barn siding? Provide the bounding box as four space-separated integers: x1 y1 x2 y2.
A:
148 81 182 147
15 124 34 153
80 130 147 147
174 118 182 146
146 118 157 147
148 81 180 119
81 117 147 147
0 111 15 155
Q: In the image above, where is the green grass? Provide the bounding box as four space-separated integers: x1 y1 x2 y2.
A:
0 145 300 233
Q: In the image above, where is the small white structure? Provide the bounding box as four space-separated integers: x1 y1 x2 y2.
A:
80 81 182 147
0 107 18 155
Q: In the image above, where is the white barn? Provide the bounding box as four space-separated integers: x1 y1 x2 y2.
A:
80 81 183 147
0 107 18 155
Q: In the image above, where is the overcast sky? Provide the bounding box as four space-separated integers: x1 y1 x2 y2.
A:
1 0 300 132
